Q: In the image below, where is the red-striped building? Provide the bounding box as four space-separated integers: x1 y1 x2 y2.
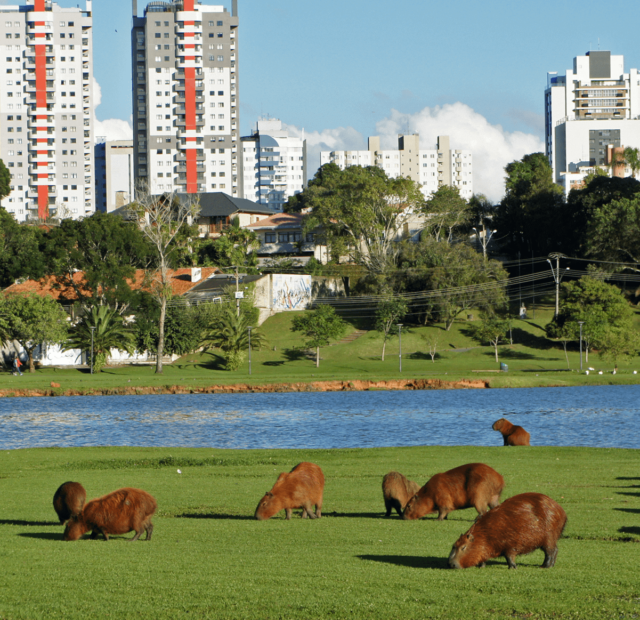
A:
131 0 239 198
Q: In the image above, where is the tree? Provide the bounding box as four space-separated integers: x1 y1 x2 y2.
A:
468 313 510 363
131 189 201 374
0 208 47 287
597 327 640 370
0 293 69 372
202 306 266 371
546 320 575 369
291 304 347 368
420 185 472 243
623 147 640 179
375 296 408 361
495 153 565 256
299 165 424 278
0 159 10 201
64 305 135 373
197 217 260 269
421 332 439 363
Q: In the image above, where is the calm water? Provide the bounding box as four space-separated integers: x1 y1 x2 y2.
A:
0 385 638 451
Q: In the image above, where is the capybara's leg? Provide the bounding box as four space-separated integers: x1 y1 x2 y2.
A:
315 497 322 519
504 553 517 569
130 529 143 542
474 502 489 516
542 546 558 568
89 529 99 540
384 499 393 518
477 562 486 568
503 437 508 446
145 522 153 541
100 529 109 541
488 494 501 509
302 502 317 519
437 507 451 521
391 499 403 518
301 508 309 519
285 508 292 520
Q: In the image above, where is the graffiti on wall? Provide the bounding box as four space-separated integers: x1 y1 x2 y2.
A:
272 274 313 311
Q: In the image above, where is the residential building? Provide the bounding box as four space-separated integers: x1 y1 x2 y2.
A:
0 0 94 222
320 134 473 200
545 51 640 193
131 0 240 199
94 139 134 213
240 118 306 212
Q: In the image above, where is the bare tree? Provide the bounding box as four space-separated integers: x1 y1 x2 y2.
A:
130 186 200 374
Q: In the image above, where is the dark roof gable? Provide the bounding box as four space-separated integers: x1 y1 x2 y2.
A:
177 192 275 218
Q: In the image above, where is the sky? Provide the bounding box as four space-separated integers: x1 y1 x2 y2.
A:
53 0 640 201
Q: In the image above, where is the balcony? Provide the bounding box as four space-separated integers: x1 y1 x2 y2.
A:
174 118 205 129
174 152 205 162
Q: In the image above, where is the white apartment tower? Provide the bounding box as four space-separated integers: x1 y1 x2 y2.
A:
546 51 640 193
240 118 306 212
320 135 473 200
0 0 94 222
131 0 239 197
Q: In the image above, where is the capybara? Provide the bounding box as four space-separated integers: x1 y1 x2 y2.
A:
63 487 157 541
255 462 324 520
382 472 420 517
492 418 530 446
448 492 567 569
402 463 504 521
53 481 86 524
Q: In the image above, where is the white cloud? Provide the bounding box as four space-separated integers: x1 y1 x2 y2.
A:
288 103 543 202
92 77 133 142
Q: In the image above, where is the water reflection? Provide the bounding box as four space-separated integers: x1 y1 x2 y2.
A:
0 385 638 450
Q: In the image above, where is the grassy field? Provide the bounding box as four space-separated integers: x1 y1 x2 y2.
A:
0 445 638 619
2 304 640 394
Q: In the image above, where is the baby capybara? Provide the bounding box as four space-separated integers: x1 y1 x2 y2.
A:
448 492 567 569
255 462 324 520
402 463 504 521
63 487 157 541
53 481 86 524
382 471 420 517
492 418 530 446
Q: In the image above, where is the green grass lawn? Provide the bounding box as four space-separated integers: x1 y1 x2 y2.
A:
0 446 638 619
2 304 640 393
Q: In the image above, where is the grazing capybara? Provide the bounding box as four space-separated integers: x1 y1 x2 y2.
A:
448 492 567 569
63 487 157 541
53 481 86 524
492 418 530 446
402 463 504 521
255 462 324 520
382 472 420 517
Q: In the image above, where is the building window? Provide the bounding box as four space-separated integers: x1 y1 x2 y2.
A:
265 233 276 243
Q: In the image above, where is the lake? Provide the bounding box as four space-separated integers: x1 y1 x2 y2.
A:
0 385 638 451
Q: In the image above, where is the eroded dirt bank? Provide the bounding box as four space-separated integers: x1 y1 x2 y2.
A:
0 378 489 398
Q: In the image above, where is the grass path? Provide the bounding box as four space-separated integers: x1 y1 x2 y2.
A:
0 445 638 619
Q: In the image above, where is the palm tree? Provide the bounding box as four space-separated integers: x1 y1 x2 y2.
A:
623 147 640 179
202 307 266 371
64 305 135 372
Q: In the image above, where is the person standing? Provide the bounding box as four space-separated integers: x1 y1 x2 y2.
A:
13 356 23 376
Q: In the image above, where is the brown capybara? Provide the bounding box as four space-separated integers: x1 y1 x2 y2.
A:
402 463 504 521
448 492 567 569
382 472 420 517
63 487 157 541
53 481 86 524
255 462 324 520
492 418 530 446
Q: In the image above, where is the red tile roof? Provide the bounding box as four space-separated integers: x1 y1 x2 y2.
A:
245 213 303 229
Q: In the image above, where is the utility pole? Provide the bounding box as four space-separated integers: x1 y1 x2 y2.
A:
578 321 584 372
232 265 240 317
547 253 568 319
397 324 403 372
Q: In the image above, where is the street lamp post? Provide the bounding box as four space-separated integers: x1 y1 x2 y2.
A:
547 254 570 319
397 324 403 372
578 321 585 372
89 326 96 375
248 326 252 376
472 226 497 260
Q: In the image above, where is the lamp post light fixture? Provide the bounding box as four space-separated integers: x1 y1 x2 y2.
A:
89 326 96 375
472 226 497 260
397 324 403 372
248 326 252 376
578 321 585 372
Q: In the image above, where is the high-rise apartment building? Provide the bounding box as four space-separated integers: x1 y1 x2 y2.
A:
94 139 135 213
320 134 473 200
546 51 640 193
131 0 239 198
0 0 94 222
240 118 306 212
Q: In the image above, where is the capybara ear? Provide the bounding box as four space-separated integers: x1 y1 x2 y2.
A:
467 533 474 542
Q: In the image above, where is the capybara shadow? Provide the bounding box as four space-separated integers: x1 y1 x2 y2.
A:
64 487 157 541
357 555 449 570
177 513 255 520
448 493 567 570
0 519 60 527
18 532 65 541
382 472 421 517
619 526 640 536
323 512 386 519
403 463 504 521
255 462 324 521
492 418 530 446
53 481 86 524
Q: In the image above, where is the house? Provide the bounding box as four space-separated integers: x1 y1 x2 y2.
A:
245 213 328 265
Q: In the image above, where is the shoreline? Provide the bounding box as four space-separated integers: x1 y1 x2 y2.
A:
0 377 490 397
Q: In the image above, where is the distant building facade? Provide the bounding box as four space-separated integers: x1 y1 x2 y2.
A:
94 139 134 213
545 51 640 194
320 134 473 200
240 118 306 212
0 0 94 222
